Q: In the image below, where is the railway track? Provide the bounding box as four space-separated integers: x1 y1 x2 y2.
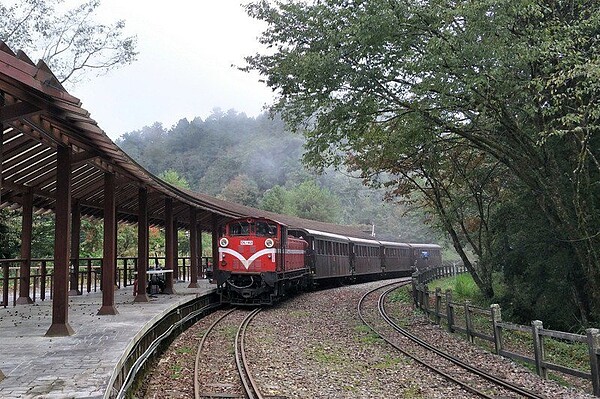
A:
358 281 546 399
194 307 263 399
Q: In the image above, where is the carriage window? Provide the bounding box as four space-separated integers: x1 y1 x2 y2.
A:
229 221 251 236
421 250 430 260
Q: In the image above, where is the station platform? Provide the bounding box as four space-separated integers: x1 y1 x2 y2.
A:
0 280 216 399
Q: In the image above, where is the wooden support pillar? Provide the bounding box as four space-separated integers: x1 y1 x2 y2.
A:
188 207 198 288
16 189 33 304
163 198 175 294
98 172 118 315
173 217 179 281
212 214 219 280
69 200 81 295
1 107 3 206
134 187 150 302
199 231 204 278
46 145 74 336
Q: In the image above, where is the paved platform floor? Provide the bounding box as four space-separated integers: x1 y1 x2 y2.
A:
0 280 216 399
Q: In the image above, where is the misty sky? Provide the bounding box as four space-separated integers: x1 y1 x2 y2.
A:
72 1 275 140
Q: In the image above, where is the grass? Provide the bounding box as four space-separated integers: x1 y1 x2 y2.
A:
373 354 404 369
427 273 485 303
354 324 383 345
305 343 346 365
388 287 412 303
175 346 193 355
170 364 183 379
402 384 424 398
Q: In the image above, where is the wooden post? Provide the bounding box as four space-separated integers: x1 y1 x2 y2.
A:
0 117 2 206
173 217 179 281
434 287 442 325
423 284 430 319
587 328 600 396
490 304 502 355
464 300 474 343
532 320 547 379
211 214 219 283
134 187 149 302
163 197 175 294
199 231 204 278
446 289 454 333
16 189 33 304
188 206 198 288
411 274 418 308
98 172 118 315
69 200 81 295
2 263 8 307
46 145 74 336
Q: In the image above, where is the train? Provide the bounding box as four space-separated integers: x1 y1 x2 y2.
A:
214 216 442 305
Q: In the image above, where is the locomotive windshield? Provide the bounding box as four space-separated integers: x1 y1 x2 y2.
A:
255 221 278 237
228 220 278 237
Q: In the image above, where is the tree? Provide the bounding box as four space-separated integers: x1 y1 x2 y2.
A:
260 185 288 214
219 175 261 207
244 0 600 322
159 169 191 190
259 180 341 223
0 0 137 86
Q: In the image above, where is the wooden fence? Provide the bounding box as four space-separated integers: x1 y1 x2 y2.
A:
0 256 212 308
412 265 600 397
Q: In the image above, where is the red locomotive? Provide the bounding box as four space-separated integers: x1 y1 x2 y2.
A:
215 216 442 305
215 217 309 305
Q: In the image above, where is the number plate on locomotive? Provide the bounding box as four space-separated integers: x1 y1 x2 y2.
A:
240 240 254 245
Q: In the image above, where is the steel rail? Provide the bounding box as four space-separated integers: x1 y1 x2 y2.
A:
235 308 263 399
194 307 237 399
357 280 495 399
117 301 221 399
378 285 546 399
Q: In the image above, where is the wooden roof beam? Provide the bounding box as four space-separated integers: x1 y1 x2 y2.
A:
0 101 41 123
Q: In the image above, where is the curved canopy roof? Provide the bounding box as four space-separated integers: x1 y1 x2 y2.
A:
0 41 373 238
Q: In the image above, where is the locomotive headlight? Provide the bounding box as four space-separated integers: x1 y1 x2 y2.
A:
265 238 274 248
219 237 229 247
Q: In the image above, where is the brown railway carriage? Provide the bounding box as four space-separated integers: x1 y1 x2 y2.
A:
380 241 413 275
295 229 352 279
410 243 443 271
349 236 382 276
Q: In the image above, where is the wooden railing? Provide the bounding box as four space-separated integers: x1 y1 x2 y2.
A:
0 256 212 308
412 265 600 396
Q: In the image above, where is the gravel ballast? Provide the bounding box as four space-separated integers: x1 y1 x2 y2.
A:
136 281 595 398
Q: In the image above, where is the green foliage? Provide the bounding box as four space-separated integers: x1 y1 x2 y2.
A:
0 0 137 86
282 180 341 223
218 174 260 207
260 185 288 214
0 210 21 258
158 169 191 189
489 191 586 331
261 180 342 223
454 274 481 299
116 110 441 238
80 219 103 258
244 0 600 324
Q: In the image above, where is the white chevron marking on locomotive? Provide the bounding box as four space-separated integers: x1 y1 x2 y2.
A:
219 247 276 270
